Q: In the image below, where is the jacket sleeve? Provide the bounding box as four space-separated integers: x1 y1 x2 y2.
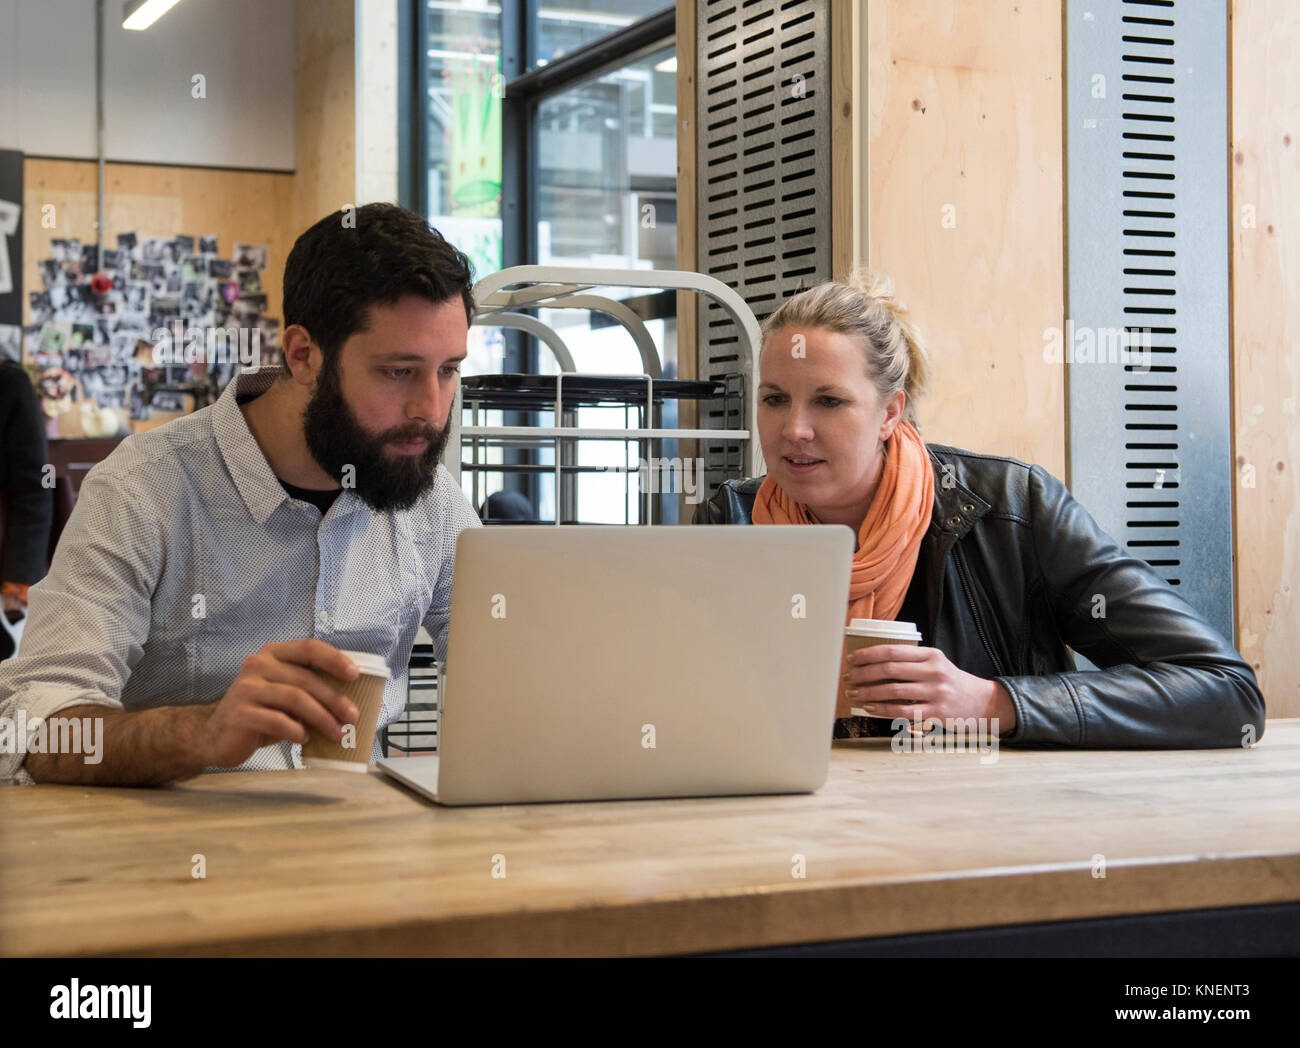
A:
995 465 1266 749
692 489 728 524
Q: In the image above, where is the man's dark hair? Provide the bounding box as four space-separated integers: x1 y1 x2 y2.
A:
282 203 475 365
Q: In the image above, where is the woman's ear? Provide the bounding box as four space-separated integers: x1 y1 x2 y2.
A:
880 389 906 439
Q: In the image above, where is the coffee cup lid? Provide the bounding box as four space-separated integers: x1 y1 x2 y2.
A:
336 650 391 680
845 618 922 641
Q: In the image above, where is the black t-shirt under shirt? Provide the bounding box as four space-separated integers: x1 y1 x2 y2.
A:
237 391 341 516
280 479 342 516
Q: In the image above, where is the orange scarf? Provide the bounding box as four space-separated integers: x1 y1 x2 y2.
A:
753 421 934 717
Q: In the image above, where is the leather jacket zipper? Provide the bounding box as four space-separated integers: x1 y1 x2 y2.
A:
952 544 1008 677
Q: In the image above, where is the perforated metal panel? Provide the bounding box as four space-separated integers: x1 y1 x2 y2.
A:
1066 0 1234 643
696 0 833 492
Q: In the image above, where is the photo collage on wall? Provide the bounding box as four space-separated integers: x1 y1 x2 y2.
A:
22 233 282 437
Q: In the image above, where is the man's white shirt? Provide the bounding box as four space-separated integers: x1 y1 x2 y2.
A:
0 366 480 784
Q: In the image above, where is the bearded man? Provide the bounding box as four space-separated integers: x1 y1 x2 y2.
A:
1 204 481 785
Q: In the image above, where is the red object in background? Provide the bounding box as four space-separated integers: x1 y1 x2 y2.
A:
89 271 113 295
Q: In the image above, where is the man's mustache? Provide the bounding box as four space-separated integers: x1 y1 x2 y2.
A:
381 423 447 445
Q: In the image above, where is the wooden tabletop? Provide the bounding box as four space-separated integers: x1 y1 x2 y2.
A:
4 720 1300 957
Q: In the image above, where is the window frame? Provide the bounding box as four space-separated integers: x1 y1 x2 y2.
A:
400 1 674 267
398 1 676 513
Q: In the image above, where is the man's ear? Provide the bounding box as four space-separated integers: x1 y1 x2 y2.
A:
281 324 319 387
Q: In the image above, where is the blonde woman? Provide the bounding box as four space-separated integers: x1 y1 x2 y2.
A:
696 271 1264 747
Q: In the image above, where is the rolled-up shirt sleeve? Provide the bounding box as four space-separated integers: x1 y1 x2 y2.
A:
0 468 161 784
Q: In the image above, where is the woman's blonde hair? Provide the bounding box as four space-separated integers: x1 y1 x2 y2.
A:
759 267 931 429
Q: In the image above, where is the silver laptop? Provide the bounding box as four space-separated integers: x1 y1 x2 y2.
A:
376 524 853 805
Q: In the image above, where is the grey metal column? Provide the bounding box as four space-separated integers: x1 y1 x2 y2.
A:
695 0 833 493
1066 0 1234 643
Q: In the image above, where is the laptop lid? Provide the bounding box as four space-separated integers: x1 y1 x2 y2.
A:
432 525 853 805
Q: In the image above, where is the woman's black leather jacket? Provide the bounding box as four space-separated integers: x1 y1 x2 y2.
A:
693 443 1266 748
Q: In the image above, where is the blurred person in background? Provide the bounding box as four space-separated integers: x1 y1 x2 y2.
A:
0 359 53 660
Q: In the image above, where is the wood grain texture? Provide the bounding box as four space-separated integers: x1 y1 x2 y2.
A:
830 0 854 282
22 158 294 337
293 0 357 236
864 0 1066 475
1230 0 1300 717
3 719 1297 957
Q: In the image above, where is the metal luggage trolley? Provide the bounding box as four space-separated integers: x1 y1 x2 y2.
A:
447 265 764 524
387 266 763 756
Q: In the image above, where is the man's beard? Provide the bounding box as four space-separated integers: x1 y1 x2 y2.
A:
302 358 451 512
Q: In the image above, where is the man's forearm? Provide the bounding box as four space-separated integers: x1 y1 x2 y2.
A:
23 703 215 786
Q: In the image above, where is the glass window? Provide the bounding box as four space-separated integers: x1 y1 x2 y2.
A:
534 2 673 69
535 42 677 522
425 2 507 514
413 2 676 522
425 2 503 285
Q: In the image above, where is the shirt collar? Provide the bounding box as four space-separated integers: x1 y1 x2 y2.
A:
213 366 368 526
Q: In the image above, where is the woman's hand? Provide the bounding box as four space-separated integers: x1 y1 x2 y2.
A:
844 644 1017 736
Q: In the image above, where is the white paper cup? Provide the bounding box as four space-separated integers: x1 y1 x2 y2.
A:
845 619 922 717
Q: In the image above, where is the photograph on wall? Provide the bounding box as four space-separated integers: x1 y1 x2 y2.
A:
141 237 171 263
236 268 262 295
232 242 268 270
39 260 63 289
24 228 282 436
0 324 20 363
124 281 150 314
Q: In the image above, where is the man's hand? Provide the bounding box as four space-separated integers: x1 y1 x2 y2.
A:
202 639 362 768
844 644 1017 736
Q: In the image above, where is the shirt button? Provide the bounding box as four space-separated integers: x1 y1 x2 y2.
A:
317 610 330 626
948 515 962 527
963 503 975 512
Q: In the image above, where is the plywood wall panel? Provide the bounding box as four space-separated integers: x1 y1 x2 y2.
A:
293 0 357 237
864 0 1065 476
1231 0 1300 717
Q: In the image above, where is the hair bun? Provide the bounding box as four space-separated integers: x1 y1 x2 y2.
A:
847 266 903 313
